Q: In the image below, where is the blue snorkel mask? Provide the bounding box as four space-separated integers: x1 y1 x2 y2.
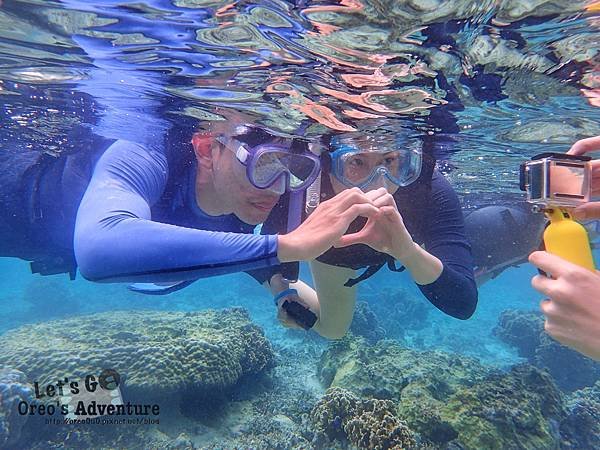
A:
329 133 423 191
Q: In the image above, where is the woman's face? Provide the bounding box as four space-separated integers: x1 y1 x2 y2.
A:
329 151 401 195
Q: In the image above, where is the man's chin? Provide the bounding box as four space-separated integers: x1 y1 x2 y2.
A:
238 208 270 225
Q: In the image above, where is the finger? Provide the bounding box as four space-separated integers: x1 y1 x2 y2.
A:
372 193 396 209
590 160 600 195
573 202 600 221
323 187 364 204
528 251 576 277
567 136 600 155
543 318 575 347
539 298 567 320
329 188 374 212
367 205 403 229
335 230 368 248
531 273 557 297
380 205 401 219
365 187 388 202
342 203 380 221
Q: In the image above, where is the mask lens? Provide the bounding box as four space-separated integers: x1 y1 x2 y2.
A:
338 148 420 188
252 150 317 189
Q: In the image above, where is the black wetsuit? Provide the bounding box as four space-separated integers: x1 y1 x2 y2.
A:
262 155 478 320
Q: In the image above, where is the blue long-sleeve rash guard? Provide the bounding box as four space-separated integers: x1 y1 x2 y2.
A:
74 139 280 283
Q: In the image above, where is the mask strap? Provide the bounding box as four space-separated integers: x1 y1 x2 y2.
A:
344 264 384 287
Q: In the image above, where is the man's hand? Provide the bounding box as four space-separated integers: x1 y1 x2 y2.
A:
277 187 379 262
529 250 600 361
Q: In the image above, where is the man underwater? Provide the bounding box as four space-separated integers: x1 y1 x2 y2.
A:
0 120 381 297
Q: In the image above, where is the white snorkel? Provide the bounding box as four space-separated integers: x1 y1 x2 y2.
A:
305 141 323 215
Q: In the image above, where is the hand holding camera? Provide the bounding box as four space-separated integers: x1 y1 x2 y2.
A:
525 136 600 362
567 136 600 220
520 150 596 271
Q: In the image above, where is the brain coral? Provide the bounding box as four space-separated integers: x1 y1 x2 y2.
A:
0 368 34 448
311 387 415 450
0 308 274 399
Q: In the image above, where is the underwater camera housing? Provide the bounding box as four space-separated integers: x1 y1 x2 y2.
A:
519 152 592 208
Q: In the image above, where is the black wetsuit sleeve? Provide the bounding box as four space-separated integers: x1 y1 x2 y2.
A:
417 173 478 319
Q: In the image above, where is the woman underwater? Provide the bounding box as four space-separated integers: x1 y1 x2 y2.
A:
267 127 478 339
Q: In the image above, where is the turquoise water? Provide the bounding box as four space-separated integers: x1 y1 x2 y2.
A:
1 0 600 448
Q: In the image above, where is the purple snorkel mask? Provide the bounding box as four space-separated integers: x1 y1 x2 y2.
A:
216 128 321 195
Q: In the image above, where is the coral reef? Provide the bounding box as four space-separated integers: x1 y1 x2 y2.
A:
211 413 312 450
441 364 565 450
318 336 571 449
0 368 34 448
560 381 600 449
318 336 488 401
20 335 319 450
535 333 600 392
494 309 600 391
311 387 415 450
364 287 430 340
0 308 274 401
318 336 488 446
493 309 543 359
28 426 199 450
350 301 385 343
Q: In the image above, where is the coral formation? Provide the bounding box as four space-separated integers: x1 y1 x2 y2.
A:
0 308 274 401
494 309 600 391
318 336 487 446
560 381 600 449
493 309 543 359
318 336 488 401
318 336 571 449
351 301 386 343
364 287 430 340
442 364 565 450
0 368 34 448
535 333 600 392
311 387 415 449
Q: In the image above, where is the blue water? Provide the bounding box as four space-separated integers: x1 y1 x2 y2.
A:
1 0 600 448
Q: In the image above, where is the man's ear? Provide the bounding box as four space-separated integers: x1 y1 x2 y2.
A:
192 132 214 159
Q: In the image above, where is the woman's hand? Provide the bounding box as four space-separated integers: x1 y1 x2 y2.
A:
277 187 379 262
529 250 600 361
334 188 417 260
269 274 319 331
276 290 317 330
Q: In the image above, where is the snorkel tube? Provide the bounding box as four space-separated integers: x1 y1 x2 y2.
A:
304 142 323 215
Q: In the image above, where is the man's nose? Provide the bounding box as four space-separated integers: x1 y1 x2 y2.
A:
264 175 286 195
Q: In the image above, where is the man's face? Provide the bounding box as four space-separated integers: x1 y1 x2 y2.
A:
211 139 282 225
